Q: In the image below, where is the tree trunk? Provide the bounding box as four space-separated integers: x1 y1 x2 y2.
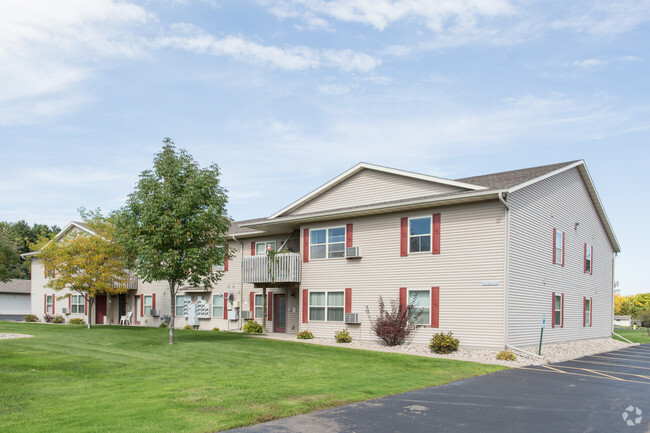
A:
86 295 94 329
169 281 176 344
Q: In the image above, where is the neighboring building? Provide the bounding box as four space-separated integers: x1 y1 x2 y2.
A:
614 315 632 328
0 279 31 320
26 160 619 349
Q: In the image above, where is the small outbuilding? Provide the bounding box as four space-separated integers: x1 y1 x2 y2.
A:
614 315 632 328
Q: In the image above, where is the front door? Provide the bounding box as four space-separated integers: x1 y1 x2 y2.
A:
274 294 286 333
134 295 141 325
95 295 107 324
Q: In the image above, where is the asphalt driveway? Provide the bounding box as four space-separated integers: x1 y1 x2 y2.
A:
225 344 650 433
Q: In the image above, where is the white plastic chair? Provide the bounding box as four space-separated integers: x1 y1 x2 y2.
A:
120 312 133 326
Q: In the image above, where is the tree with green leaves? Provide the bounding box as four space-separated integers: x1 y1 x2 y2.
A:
0 221 60 279
0 231 20 283
115 138 231 344
32 209 130 328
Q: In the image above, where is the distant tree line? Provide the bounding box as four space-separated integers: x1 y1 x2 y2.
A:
0 221 60 282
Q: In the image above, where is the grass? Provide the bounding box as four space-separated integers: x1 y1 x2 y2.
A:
0 322 506 433
613 328 650 344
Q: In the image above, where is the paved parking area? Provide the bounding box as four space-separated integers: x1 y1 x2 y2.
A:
225 344 650 433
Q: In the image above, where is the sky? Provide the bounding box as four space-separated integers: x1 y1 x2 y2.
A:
1 0 648 295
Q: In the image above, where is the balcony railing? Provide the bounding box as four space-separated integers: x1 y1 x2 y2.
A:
111 271 138 291
242 253 302 284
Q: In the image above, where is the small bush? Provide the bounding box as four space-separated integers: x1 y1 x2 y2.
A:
23 314 39 322
429 331 460 354
335 329 352 343
68 318 86 325
243 320 263 334
159 323 168 328
496 350 517 361
297 330 314 340
43 313 54 323
212 327 220 332
366 296 422 346
183 324 193 330
52 315 65 324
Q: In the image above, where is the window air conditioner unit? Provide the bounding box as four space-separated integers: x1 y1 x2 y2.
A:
228 310 239 321
346 246 362 258
62 308 69 315
241 310 252 319
150 309 160 317
345 313 361 324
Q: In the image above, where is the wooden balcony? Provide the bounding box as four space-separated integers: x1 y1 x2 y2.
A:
242 253 301 285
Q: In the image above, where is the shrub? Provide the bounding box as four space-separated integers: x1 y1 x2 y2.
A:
23 314 39 322
429 332 460 354
335 329 352 343
43 313 54 323
68 318 86 325
243 320 263 334
366 296 422 346
297 330 314 340
52 315 65 324
638 309 650 328
183 324 193 330
159 323 168 328
212 327 220 332
496 351 517 361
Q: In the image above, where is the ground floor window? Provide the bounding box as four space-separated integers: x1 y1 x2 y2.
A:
554 294 563 327
71 294 85 314
213 294 224 318
408 289 430 325
175 295 186 316
255 294 264 319
46 294 53 314
309 291 344 321
585 298 591 326
143 295 153 316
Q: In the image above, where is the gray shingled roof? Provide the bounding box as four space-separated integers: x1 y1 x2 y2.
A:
0 279 31 294
455 161 579 190
228 218 268 236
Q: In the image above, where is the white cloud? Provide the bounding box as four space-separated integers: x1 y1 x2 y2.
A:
318 84 352 95
551 0 650 35
573 58 605 68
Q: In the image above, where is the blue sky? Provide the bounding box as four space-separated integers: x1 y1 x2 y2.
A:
1 0 648 295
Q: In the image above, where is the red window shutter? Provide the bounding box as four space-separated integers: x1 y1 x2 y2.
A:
52 296 55 314
432 213 441 255
399 287 407 311
250 292 254 314
345 288 352 314
223 292 228 319
431 286 440 328
346 224 353 248
152 293 156 310
583 297 586 327
302 289 308 323
590 298 593 327
268 294 272 321
250 242 255 256
400 218 408 257
85 297 88 316
303 229 309 263
584 243 587 273
551 292 555 328
44 266 47 279
590 246 593 275
224 245 229 272
43 294 46 313
561 232 565 266
68 296 71 311
552 228 556 264
140 296 144 317
561 293 564 328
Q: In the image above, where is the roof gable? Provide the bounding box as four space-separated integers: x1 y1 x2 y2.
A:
271 163 485 218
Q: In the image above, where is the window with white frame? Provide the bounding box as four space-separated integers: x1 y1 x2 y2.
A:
585 244 592 273
46 294 53 314
256 241 276 255
255 294 264 319
409 217 431 253
213 294 224 318
71 295 85 314
554 294 562 327
554 230 564 264
175 295 185 316
143 295 153 316
585 298 591 326
309 291 344 321
408 289 430 325
310 227 345 259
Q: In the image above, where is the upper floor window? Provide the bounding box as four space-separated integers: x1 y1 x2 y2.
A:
585 244 593 274
310 227 345 259
553 229 564 265
409 217 431 253
256 241 276 255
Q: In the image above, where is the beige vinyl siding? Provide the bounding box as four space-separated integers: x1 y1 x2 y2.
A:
299 200 507 348
290 168 466 216
507 167 614 346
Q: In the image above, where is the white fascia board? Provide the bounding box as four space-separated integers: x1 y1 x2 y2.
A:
269 162 486 219
53 222 97 241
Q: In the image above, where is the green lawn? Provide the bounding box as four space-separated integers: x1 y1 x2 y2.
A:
613 328 650 344
0 323 505 433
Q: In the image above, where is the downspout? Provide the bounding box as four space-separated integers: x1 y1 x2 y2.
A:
498 192 510 349
232 234 245 331
612 252 617 337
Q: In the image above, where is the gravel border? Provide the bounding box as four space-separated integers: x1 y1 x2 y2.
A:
0 333 34 340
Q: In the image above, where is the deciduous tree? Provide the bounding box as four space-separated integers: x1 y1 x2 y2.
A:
115 138 231 344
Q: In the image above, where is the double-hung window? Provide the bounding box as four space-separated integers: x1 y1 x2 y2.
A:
256 241 276 255
584 298 592 326
408 289 430 325
310 227 345 259
143 295 153 316
585 244 593 274
71 295 85 314
254 294 264 319
213 294 224 318
409 217 431 253
554 229 564 265
45 294 53 314
309 291 344 321
554 294 563 327
175 295 186 316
